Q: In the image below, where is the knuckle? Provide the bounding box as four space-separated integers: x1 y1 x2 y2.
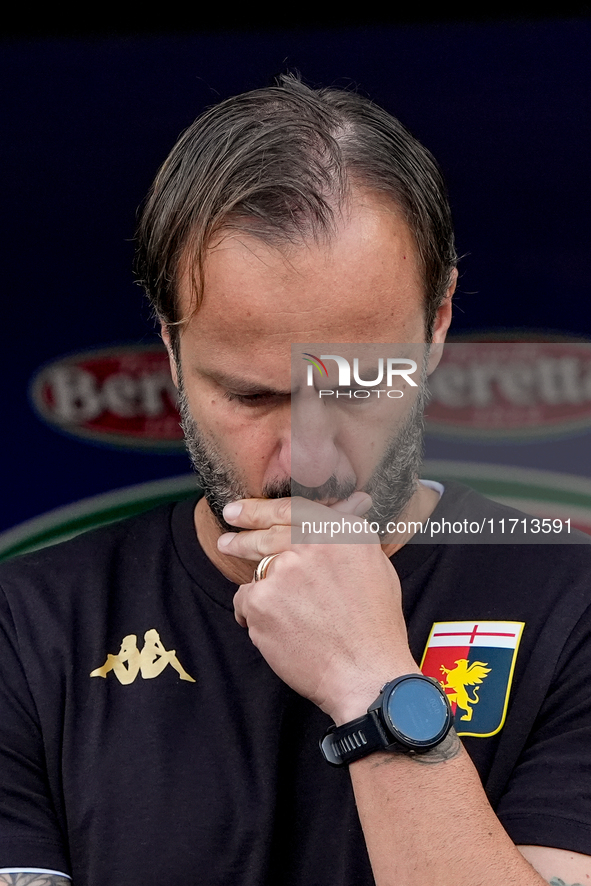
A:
277 498 292 524
281 550 298 571
247 586 269 622
251 498 266 523
254 531 269 557
269 523 288 548
233 588 245 616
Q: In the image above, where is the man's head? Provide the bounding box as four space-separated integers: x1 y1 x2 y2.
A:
176 343 430 534
135 75 457 529
136 73 457 350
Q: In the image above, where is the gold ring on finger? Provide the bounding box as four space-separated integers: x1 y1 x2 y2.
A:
254 554 280 582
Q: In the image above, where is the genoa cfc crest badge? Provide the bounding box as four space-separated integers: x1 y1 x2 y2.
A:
420 621 525 737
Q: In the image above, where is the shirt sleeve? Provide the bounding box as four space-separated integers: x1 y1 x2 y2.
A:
0 582 71 874
496 600 591 853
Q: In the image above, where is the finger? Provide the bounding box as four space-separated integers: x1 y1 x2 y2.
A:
223 493 370 531
218 524 291 559
223 497 292 529
233 585 248 628
330 492 372 516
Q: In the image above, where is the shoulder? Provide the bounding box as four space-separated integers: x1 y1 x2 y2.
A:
0 498 196 608
0 498 202 699
403 482 591 624
426 480 591 550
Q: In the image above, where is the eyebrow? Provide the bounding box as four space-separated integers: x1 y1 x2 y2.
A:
207 369 292 397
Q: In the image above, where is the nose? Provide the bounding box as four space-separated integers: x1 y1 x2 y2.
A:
278 393 341 488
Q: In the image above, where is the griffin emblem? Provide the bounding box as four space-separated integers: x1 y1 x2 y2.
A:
439 659 491 721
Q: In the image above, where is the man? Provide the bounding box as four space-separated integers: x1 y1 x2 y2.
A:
1 75 591 885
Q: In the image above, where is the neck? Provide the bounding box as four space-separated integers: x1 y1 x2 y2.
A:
194 496 259 585
379 481 441 557
194 483 441 585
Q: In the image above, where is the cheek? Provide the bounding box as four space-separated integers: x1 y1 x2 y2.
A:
341 425 385 480
187 389 244 433
189 394 280 463
337 396 416 477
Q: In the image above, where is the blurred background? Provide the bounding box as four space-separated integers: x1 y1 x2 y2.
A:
2 8 591 555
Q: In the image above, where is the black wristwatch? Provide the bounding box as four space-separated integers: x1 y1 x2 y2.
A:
320 674 453 766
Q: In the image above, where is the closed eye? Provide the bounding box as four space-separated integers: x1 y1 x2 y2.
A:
224 390 291 407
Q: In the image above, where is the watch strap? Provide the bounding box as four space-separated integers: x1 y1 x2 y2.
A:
320 710 389 766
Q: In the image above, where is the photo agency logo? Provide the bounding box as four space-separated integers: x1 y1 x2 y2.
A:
302 352 418 398
290 343 587 547
290 344 428 546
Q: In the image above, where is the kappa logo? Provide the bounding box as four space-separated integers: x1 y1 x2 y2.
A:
90 628 195 685
420 621 524 737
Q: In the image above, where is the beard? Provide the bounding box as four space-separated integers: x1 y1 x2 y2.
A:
177 364 427 537
361 382 427 534
177 382 250 533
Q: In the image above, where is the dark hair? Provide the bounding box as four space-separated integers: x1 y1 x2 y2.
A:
135 74 457 342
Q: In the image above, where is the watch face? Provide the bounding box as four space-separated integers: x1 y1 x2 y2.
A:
385 677 450 747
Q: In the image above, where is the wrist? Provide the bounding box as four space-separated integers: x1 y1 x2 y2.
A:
328 660 422 726
321 673 454 767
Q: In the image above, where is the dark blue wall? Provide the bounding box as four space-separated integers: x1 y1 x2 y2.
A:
2 21 590 532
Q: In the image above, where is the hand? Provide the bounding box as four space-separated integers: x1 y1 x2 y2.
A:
219 496 420 724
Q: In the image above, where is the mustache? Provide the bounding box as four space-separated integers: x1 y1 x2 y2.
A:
262 476 357 502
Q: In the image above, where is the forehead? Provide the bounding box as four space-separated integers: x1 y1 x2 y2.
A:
176 193 427 370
